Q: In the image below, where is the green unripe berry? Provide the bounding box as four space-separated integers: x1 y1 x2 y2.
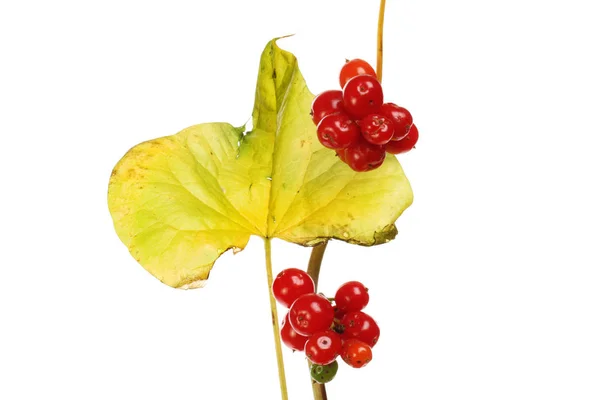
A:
310 360 339 383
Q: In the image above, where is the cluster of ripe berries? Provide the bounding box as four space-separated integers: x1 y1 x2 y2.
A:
311 59 418 172
272 268 380 384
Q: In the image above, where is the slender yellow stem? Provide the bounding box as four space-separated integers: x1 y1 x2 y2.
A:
306 242 329 400
264 238 288 400
376 0 387 81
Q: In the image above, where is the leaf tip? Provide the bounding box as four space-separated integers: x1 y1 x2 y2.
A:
275 33 296 41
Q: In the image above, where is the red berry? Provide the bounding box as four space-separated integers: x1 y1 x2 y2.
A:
304 330 342 365
272 268 315 308
311 90 344 125
379 103 413 140
280 313 309 352
340 311 380 347
359 114 395 145
342 75 384 119
386 124 419 154
339 59 377 89
289 293 335 336
341 339 372 368
334 281 369 313
316 113 361 149
345 139 386 172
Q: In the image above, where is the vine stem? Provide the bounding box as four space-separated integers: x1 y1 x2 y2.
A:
306 242 329 400
264 238 289 400
307 2 387 399
376 0 386 81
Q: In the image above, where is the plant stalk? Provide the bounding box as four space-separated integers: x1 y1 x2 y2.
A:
306 241 329 400
376 0 386 81
308 2 387 399
306 241 328 288
264 238 289 400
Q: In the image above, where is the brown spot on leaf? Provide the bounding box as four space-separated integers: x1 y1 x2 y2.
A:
126 168 138 179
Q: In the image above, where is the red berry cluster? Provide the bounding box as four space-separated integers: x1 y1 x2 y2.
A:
272 268 380 383
310 59 419 172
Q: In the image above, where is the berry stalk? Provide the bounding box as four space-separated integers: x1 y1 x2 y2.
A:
306 241 329 400
264 238 289 400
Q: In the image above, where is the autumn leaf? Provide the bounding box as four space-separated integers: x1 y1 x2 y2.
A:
108 39 413 288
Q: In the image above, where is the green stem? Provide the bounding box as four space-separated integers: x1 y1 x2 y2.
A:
306 241 329 400
264 238 288 400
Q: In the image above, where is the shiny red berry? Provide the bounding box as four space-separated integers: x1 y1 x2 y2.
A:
359 114 395 145
334 281 370 313
340 311 380 347
345 139 386 172
386 124 419 154
342 75 384 119
280 313 309 351
379 103 413 140
316 113 361 149
272 268 315 308
304 330 342 365
339 59 377 89
289 293 335 336
341 339 372 368
311 90 345 125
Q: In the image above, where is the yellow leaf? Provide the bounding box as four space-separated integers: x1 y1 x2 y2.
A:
108 39 413 288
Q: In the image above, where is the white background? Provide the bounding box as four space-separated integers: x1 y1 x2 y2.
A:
1 0 599 399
